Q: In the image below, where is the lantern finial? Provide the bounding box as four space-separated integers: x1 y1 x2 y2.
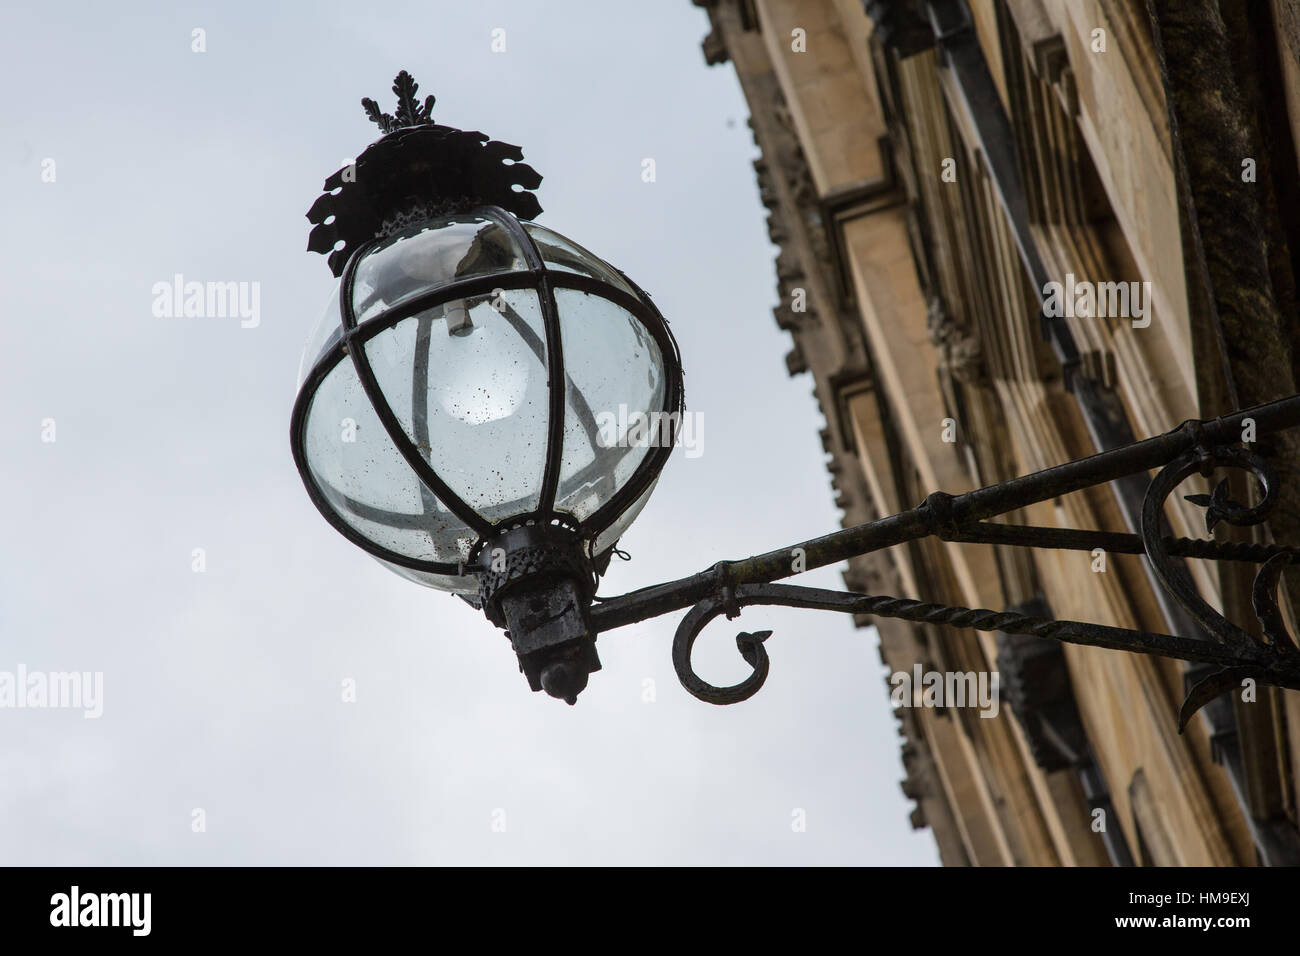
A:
361 70 436 133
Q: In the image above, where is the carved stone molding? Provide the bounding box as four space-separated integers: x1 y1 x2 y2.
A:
926 295 989 387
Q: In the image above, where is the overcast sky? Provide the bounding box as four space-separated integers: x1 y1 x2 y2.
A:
0 0 937 865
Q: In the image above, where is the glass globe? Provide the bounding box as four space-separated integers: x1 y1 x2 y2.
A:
290 207 682 595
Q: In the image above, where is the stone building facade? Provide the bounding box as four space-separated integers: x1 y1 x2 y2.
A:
693 0 1300 864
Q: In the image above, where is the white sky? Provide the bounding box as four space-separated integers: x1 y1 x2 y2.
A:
0 0 937 865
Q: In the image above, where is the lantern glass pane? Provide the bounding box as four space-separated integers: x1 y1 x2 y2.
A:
303 356 476 563
364 289 550 523
523 223 637 298
352 216 527 323
591 477 659 556
297 285 344 388
552 289 667 523
374 558 477 595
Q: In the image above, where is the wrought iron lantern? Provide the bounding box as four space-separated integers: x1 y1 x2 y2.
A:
294 72 1300 724
291 73 683 702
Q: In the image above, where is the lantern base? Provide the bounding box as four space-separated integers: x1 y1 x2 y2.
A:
477 525 600 704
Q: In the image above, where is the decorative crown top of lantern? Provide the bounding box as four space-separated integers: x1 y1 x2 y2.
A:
305 71 544 276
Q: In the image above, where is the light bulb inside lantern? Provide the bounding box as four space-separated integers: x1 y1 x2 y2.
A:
435 304 530 425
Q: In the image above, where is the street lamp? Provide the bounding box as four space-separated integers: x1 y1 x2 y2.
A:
293 72 1300 723
291 73 683 702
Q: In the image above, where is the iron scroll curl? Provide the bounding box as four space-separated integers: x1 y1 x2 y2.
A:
1141 443 1300 727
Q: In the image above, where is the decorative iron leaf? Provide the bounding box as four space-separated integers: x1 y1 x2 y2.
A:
1252 552 1295 649
392 70 423 127
361 97 395 134
1178 665 1261 732
361 71 438 134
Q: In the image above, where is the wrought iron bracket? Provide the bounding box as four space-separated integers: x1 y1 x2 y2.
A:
589 396 1300 730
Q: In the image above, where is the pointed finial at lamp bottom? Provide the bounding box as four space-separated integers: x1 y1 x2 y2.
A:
540 660 587 705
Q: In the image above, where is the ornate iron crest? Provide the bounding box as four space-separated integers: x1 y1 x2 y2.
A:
305 71 543 276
